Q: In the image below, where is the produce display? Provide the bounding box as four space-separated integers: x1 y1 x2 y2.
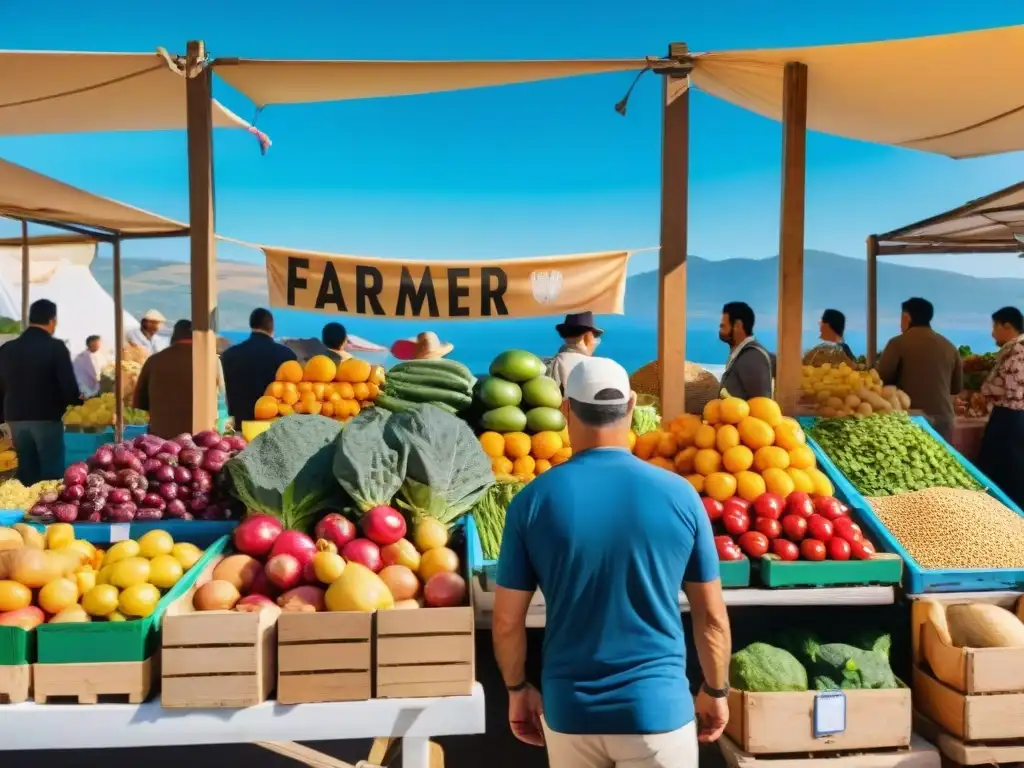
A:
379 358 476 414
807 412 980 496
253 356 384 422
801 363 911 417
471 350 566 435
802 343 855 367
64 392 149 428
955 347 997 417
0 524 204 624
477 429 571 482
0 479 61 511
731 628 898 692
0 430 16 474
25 431 246 523
867 487 1024 569
631 400 660 436
473 479 525 560
99 359 144 404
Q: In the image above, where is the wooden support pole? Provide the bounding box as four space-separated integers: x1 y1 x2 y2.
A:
185 40 219 433
113 238 125 442
775 61 808 414
20 220 28 329
657 43 690 421
866 235 879 368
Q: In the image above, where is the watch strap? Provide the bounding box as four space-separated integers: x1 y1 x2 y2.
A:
702 681 730 698
507 680 529 692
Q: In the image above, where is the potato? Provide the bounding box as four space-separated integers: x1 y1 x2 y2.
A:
826 397 845 410
844 394 862 409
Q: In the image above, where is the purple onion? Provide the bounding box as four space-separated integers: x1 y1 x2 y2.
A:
108 488 131 505
85 473 106 490
51 503 79 523
104 502 136 522
158 482 179 501
79 498 104 516
83 486 106 503
112 448 135 468
225 435 247 452
152 465 175 484
197 504 224 520
132 435 149 449
173 466 192 484
193 430 220 449
160 441 182 456
191 468 213 494
91 447 115 468
130 487 147 504
188 494 211 512
135 508 164 521
154 452 178 466
63 463 89 486
84 510 102 523
178 448 203 468
28 503 52 520
116 469 142 489
201 449 228 474
60 485 86 503
165 499 187 518
142 493 166 510
102 470 118 485
143 458 162 476
180 511 194 520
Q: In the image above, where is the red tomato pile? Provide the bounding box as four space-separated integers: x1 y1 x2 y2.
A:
702 491 877 563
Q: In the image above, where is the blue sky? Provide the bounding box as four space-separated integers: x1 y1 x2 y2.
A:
1 1 1023 278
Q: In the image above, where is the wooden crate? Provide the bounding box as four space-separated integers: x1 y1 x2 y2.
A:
913 666 1024 741
0 664 30 704
718 733 940 768
161 555 280 708
914 710 1024 767
33 656 154 704
375 606 474 699
725 688 912 755
277 611 372 704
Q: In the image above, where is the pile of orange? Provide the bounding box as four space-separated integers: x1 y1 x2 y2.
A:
252 355 385 422
633 396 834 502
479 429 572 483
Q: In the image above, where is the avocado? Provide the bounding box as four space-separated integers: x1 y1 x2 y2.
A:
525 406 566 433
489 350 546 383
521 375 563 409
477 376 523 409
480 406 528 433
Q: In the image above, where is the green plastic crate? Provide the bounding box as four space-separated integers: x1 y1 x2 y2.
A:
36 535 228 664
719 558 751 588
757 552 903 589
0 625 36 666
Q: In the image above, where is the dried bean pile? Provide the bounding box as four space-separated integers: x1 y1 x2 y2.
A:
867 487 1024 569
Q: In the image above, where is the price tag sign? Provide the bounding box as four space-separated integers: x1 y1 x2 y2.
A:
814 691 846 737
109 524 131 543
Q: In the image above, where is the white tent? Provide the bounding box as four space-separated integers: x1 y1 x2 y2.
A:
0 237 138 354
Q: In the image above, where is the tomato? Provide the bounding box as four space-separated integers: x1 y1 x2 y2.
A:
833 518 863 543
850 538 876 560
722 497 751 518
806 514 834 542
780 514 808 542
714 536 743 562
754 517 782 540
722 512 751 536
770 538 800 561
703 497 725 522
827 537 851 561
738 531 770 559
800 538 827 561
753 493 785 520
813 496 845 521
786 492 815 519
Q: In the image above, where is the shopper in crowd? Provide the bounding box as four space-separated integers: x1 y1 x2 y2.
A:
220 308 297 427
819 309 855 361
877 297 962 441
0 300 81 484
134 320 197 439
493 357 731 766
390 331 455 362
545 311 603 394
975 306 1024 507
719 301 774 399
126 309 168 355
72 335 112 398
321 322 351 364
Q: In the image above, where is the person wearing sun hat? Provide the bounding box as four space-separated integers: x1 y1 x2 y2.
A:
126 309 168 355
546 311 604 394
390 331 454 361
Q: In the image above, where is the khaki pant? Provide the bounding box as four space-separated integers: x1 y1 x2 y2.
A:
542 719 698 768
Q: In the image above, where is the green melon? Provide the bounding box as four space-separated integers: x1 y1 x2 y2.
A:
521 375 563 409
525 406 566 433
477 376 523 409
480 406 528 433
489 350 546 383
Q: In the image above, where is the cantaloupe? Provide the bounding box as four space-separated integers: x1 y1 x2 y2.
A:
947 603 1024 648
922 599 953 646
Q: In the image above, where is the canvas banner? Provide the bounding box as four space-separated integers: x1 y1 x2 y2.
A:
264 247 630 319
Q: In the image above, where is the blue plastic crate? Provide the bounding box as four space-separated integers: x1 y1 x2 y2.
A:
0 509 22 526
13 519 239 546
465 514 493 582
799 415 1024 594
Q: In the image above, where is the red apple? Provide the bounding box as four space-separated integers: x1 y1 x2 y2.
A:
754 517 782 540
770 538 800 561
780 514 808 542
806 514 834 542
786 491 815 519
702 497 725 522
827 537 852 561
813 496 846 520
753 493 785 520
265 554 302 591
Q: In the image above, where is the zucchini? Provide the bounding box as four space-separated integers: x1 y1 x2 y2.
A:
385 369 473 394
385 382 473 409
390 358 474 382
373 393 419 413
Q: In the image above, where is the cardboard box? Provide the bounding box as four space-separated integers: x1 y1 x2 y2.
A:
375 606 474 699
277 611 372 704
913 666 1024 741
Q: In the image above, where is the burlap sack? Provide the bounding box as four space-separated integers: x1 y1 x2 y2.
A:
630 360 721 416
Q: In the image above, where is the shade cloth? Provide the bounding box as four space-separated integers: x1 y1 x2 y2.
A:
0 50 254 135
264 246 629 319
689 25 1024 159
214 58 651 106
0 157 187 235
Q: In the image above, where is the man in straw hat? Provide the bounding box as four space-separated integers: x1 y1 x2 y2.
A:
126 309 168 355
547 311 603 394
493 357 731 766
390 331 454 361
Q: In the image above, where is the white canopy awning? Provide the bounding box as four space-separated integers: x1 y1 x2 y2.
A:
689 25 1024 159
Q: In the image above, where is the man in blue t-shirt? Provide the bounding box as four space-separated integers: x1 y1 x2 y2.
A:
493 357 732 767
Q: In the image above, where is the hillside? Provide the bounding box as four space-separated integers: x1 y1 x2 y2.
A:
91 250 1020 331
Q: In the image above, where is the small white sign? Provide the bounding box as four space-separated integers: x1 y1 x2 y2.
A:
814 691 846 737
109 524 131 543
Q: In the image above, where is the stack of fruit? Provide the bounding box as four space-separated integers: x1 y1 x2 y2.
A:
254 356 384 422
478 429 572 482
0 524 204 626
377 358 476 414
193 510 467 614
634 396 834 502
473 350 566 435
63 393 149 429
0 430 16 475
800 363 911 417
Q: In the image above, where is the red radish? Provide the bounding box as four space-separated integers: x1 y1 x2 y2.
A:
235 594 277 613
423 572 467 608
265 554 302 591
314 513 357 550
781 514 808 542
722 511 750 536
813 496 846 520
233 515 284 558
800 539 827 561
277 585 326 612
702 497 724 522
722 497 750 518
361 506 407 546
850 539 876 560
806 514 834 542
827 537 852 561
786 492 815 519
738 531 769 559
342 538 383 572
753 493 785 520
269 530 318 567
754 517 782 540
771 539 800 561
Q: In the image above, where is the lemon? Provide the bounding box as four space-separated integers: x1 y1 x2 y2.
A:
109 557 151 589
82 584 120 617
68 539 96 560
38 577 79 614
75 570 97 595
106 610 128 622
119 583 160 617
103 540 140 566
148 554 184 589
138 530 174 559
45 523 76 551
96 564 114 586
171 542 203 570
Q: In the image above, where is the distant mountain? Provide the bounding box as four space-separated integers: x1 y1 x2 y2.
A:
91 249 1020 331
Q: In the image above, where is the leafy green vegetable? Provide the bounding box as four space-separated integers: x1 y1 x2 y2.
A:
806 642 898 690
730 643 808 692
631 404 661 436
333 408 405 514
774 629 823 666
474 479 524 559
0 317 21 335
848 629 891 659
813 676 840 691
226 414 345 531
808 412 980 496
384 404 494 526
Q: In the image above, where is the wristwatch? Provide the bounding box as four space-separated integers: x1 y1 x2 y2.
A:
507 680 529 692
701 681 730 699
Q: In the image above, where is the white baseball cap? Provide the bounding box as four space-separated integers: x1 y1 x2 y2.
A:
565 357 631 405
